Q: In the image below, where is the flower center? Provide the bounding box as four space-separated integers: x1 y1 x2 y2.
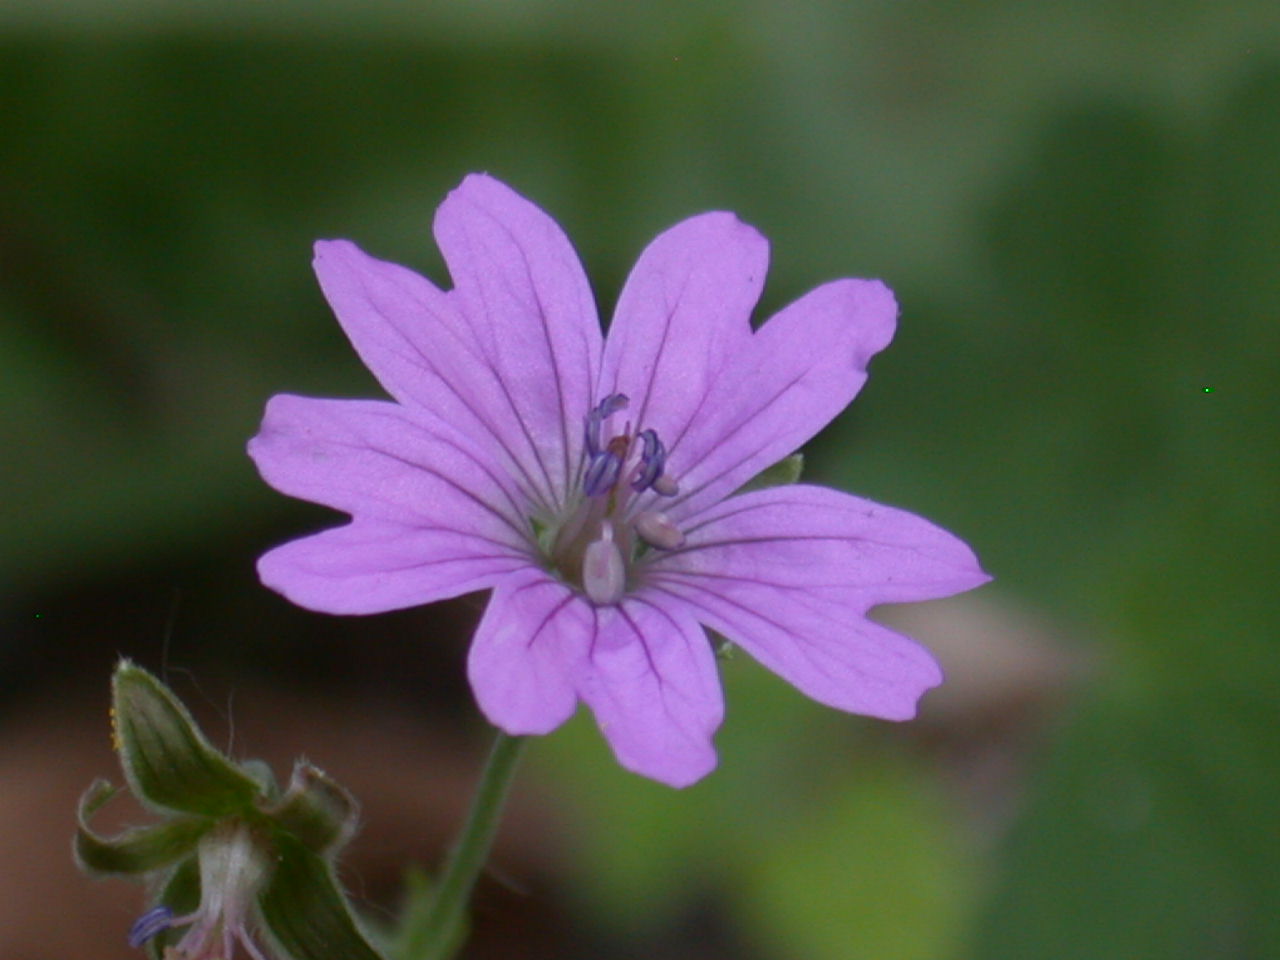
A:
543 394 684 604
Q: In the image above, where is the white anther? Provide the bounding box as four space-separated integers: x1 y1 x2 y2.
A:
634 511 685 550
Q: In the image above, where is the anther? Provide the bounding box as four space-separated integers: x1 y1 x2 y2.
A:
631 429 666 492
634 511 686 550
584 393 629 456
128 906 174 948
583 451 623 497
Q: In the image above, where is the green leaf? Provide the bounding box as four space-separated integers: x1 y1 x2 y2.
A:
258 831 384 960
112 660 263 817
265 762 360 856
734 453 804 495
74 778 210 876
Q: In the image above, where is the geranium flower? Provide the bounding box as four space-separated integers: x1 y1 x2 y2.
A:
249 174 988 787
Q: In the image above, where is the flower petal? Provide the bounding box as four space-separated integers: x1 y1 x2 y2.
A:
259 520 526 615
433 174 604 508
661 484 990 606
575 593 724 788
653 574 941 720
601 211 766 445
467 571 592 735
646 484 990 719
249 394 529 546
312 239 565 513
655 278 898 519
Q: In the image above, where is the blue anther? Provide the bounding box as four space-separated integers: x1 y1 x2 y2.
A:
584 393 629 457
583 451 623 497
128 906 174 948
631 429 666 492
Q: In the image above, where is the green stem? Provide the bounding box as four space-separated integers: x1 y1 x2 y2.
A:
407 731 526 960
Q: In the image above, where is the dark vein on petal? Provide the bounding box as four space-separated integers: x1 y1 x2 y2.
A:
616 604 662 692
663 367 809 516
495 226 570 512
335 550 527 577
455 222 562 510
351 261 555 517
302 428 529 546
645 566 863 592
630 278 688 434
626 594 719 719
468 202 575 513
355 521 527 558
647 578 862 685
357 404 534 535
504 579 576 652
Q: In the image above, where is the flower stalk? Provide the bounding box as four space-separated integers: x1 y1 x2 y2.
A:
402 732 526 960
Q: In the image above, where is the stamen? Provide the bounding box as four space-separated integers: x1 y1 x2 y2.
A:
584 393 629 457
634 511 686 550
651 474 679 496
583 451 623 497
583 523 625 604
128 906 174 948
631 429 666 492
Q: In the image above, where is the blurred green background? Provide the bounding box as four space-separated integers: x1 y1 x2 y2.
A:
3 2 1278 958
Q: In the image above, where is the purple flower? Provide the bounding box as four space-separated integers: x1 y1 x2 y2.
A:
249 174 988 787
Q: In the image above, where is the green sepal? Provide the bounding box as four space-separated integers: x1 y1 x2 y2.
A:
74 778 210 876
146 855 202 960
112 660 263 817
242 758 282 802
735 453 804 494
258 831 385 960
265 762 360 856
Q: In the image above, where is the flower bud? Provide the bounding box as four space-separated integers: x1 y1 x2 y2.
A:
77 662 382 960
